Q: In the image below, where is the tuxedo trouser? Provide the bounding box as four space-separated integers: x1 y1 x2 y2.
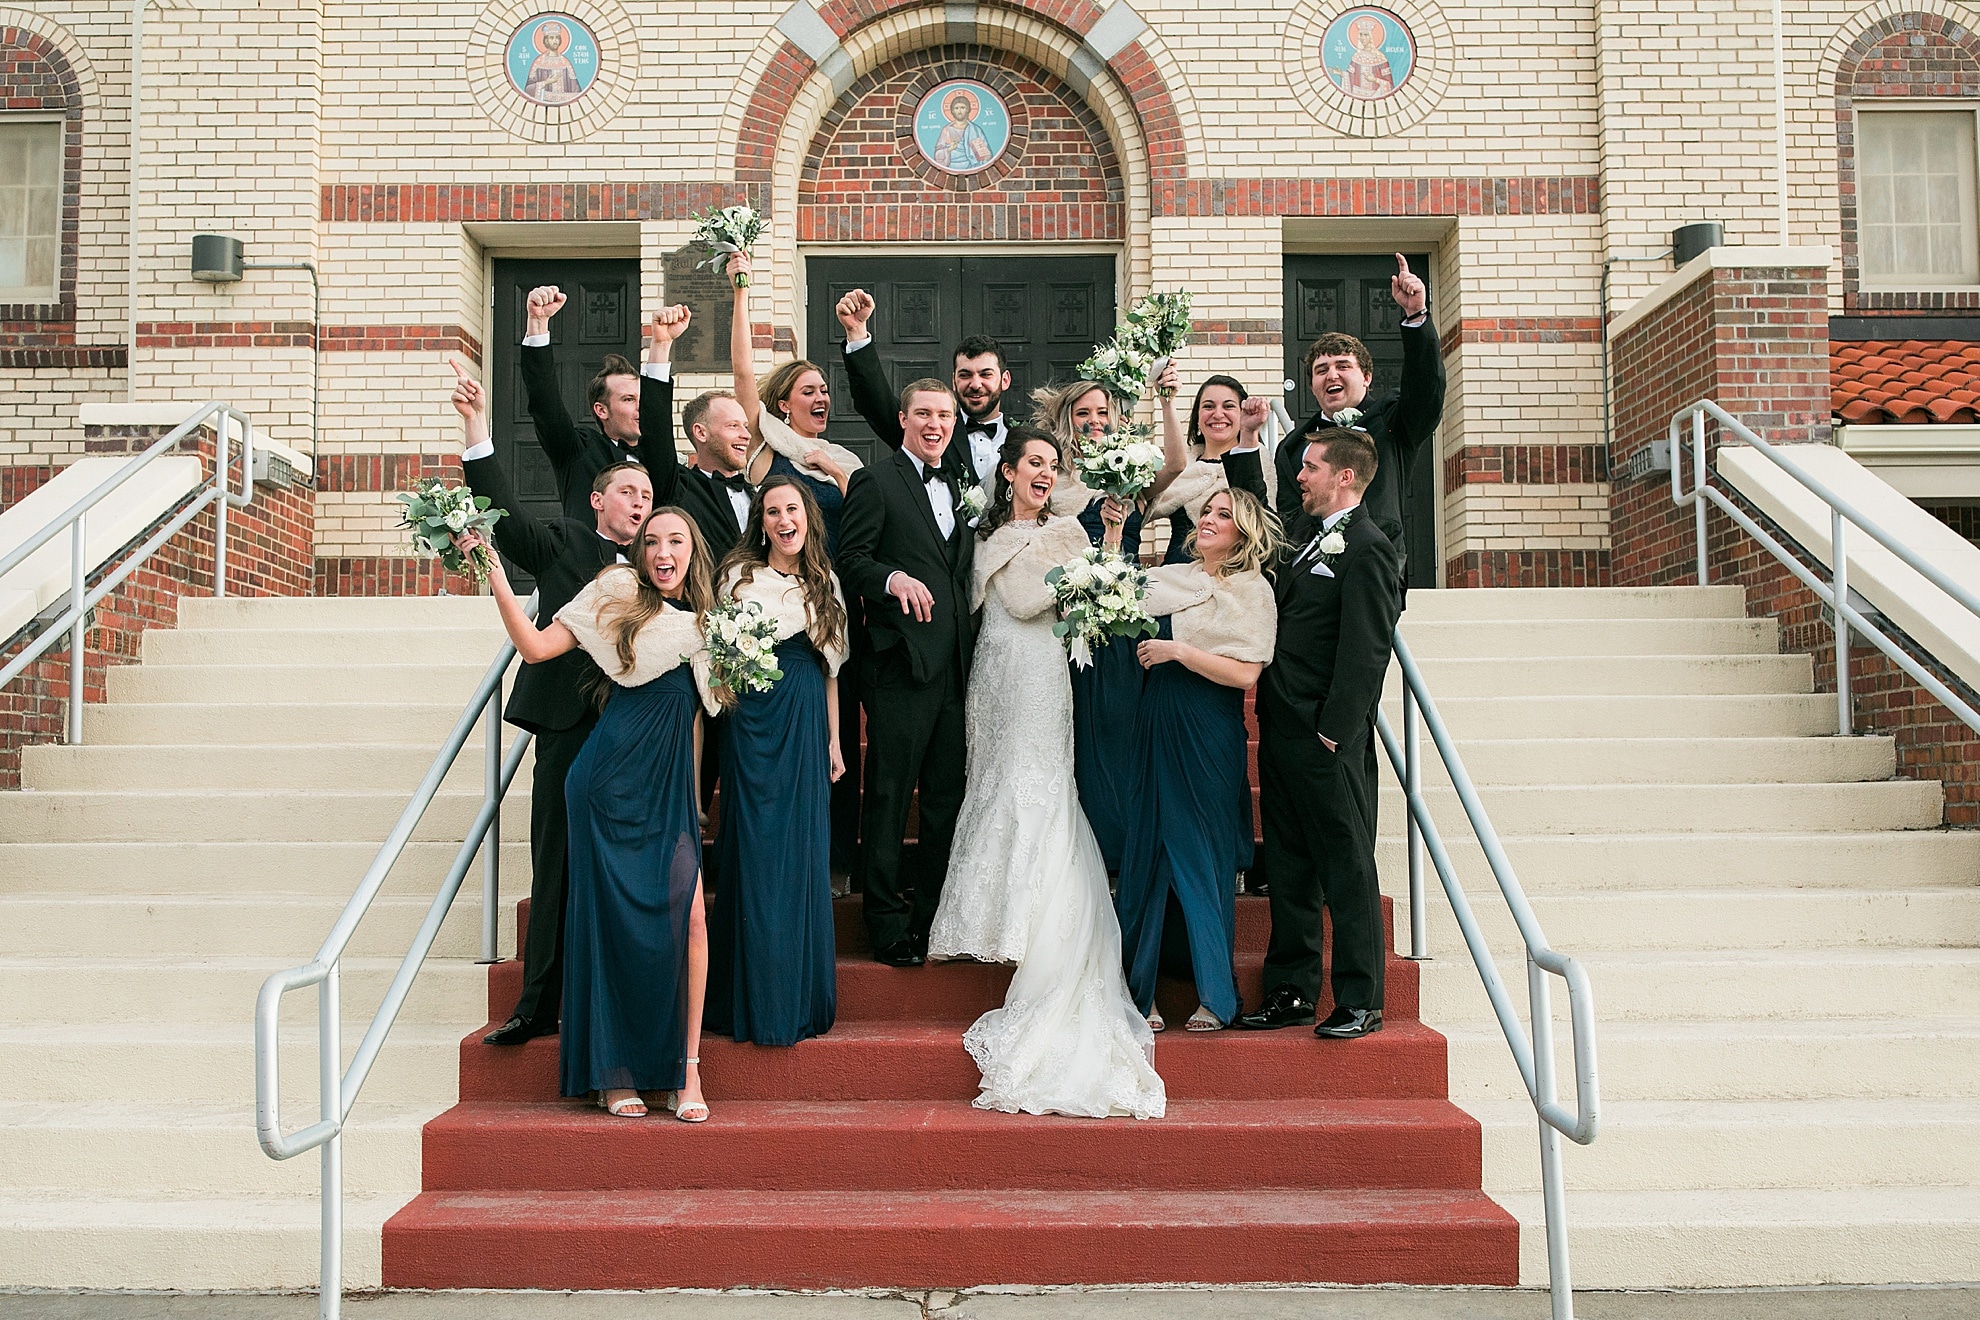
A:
511 716 596 1026
1257 726 1385 1011
858 647 967 950
829 615 870 876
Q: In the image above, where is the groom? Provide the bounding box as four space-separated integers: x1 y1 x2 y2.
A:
835 380 977 966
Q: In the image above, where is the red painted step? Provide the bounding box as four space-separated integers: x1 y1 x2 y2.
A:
419 1099 1484 1193
383 1187 1519 1290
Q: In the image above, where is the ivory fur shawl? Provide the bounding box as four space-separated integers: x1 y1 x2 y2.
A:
1146 449 1278 525
554 566 720 714
719 563 852 677
971 515 1090 618
1140 562 1278 663
757 411 864 479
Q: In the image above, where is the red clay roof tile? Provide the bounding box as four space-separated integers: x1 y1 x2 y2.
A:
1832 339 1980 424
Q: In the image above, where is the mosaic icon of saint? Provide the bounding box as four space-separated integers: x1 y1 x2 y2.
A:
523 21 582 106
1341 14 1396 100
932 90 994 172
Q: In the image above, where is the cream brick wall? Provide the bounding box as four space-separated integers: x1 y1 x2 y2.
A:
0 366 124 467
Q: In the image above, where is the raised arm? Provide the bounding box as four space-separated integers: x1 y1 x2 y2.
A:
836 288 907 451
453 361 564 576
1388 252 1445 467
519 286 583 480
1142 358 1189 505
639 305 688 506
728 252 762 430
463 531 577 665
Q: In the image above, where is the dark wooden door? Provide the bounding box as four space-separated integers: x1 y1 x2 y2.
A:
807 255 1115 464
1282 253 1438 589
489 257 643 530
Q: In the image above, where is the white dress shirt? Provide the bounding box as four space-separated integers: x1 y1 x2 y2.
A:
1294 501 1360 567
883 452 955 598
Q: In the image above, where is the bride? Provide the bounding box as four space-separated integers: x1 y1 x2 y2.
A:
928 426 1166 1120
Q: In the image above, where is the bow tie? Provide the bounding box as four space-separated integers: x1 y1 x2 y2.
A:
923 470 949 489
965 422 997 440
711 471 749 494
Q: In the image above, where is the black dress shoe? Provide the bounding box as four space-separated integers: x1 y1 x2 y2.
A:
1313 1006 1384 1040
482 1014 554 1046
875 939 925 968
1234 985 1316 1030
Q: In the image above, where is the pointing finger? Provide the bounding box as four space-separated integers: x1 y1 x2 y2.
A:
1395 252 1409 275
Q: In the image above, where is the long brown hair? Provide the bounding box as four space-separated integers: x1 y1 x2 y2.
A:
977 427 1062 540
714 474 847 659
594 506 715 688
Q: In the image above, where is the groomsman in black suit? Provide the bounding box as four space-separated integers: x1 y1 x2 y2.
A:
519 286 678 524
448 363 653 1046
1230 425 1403 1039
1274 254 1444 578
834 288 1010 489
835 380 977 966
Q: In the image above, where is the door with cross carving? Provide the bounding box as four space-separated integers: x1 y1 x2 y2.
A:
806 255 1116 465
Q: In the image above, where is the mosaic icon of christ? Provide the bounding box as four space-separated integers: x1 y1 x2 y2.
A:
933 90 994 172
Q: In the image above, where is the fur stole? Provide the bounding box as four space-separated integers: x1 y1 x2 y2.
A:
758 411 864 478
972 515 1091 619
555 566 719 714
1147 450 1277 524
1140 562 1277 663
719 563 851 677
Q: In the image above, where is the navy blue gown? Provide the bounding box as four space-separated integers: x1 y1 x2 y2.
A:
708 631 838 1045
559 644 703 1098
1071 498 1145 871
1115 617 1246 1026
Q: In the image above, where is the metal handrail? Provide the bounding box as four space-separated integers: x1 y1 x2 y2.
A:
254 601 534 1320
1375 631 1600 1320
0 401 253 743
1669 399 1980 736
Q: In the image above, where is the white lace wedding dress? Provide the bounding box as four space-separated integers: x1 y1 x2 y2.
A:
928 516 1167 1120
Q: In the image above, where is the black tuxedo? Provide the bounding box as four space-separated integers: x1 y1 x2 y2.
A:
1234 449 1403 1011
1274 316 1444 571
631 369 746 561
462 449 627 1030
520 343 673 526
835 447 977 949
841 340 981 487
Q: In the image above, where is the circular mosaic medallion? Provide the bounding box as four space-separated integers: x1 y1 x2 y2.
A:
506 13 599 106
912 80 1013 177
1286 0 1450 137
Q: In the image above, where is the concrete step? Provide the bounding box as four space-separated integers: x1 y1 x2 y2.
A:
1379 693 1838 739
1422 949 1980 1024
1500 1186 1980 1288
0 839 533 895
0 1189 400 1290
0 895 509 960
1444 1018 1980 1102
0 790 532 843
0 1101 428 1197
1397 586 1750 621
1384 653 1811 698
1416 736 1895 786
142 626 508 667
1398 617 1778 658
0 955 487 1025
1471 1099 1980 1193
104 663 495 705
178 594 497 629
0 1023 464 1106
1369 780 1943 836
83 702 488 747
21 741 537 793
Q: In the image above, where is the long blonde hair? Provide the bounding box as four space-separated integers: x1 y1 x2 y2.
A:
1029 378 1111 466
1187 487 1282 578
595 507 715 688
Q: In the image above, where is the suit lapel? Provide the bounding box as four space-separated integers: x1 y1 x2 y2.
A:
892 450 951 557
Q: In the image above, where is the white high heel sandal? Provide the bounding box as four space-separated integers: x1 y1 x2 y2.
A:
665 1056 709 1123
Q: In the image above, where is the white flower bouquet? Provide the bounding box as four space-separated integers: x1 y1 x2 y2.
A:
395 478 505 582
1047 547 1158 669
1119 289 1193 394
705 597 785 703
958 483 988 522
692 205 768 287
1072 421 1165 501
1076 340 1154 406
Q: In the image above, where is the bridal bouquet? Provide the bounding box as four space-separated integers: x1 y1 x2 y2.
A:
1048 547 1157 669
1076 340 1154 406
692 205 768 287
396 479 505 583
705 598 785 704
1119 289 1193 394
1072 421 1165 501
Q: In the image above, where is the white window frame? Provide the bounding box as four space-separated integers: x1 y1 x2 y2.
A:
1854 100 1980 293
0 113 64 306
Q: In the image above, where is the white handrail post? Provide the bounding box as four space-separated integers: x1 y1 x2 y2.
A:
1833 508 1852 737
1531 955 1574 1320
213 410 230 599
1403 684 1427 959
318 960 342 1320
1692 409 1710 585
67 514 86 745
480 692 502 964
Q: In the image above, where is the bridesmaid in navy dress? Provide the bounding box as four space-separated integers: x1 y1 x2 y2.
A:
1032 366 1186 870
1116 489 1281 1031
707 474 850 1045
475 507 720 1121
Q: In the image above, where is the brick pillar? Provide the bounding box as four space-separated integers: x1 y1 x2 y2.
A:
1607 251 1832 586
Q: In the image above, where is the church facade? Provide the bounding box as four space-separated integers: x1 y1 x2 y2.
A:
1 1 1973 592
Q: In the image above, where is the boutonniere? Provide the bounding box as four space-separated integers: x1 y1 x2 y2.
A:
957 484 987 521
1317 510 1353 564
1329 407 1366 431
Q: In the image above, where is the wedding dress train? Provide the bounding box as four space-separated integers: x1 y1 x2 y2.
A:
928 517 1166 1120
